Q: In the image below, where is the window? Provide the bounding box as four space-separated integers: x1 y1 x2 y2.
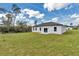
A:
54 27 57 31
40 28 41 31
35 27 37 31
44 28 48 32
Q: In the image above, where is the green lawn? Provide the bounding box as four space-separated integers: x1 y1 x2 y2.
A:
0 30 79 56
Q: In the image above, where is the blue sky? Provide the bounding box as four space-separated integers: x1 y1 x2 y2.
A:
0 3 79 26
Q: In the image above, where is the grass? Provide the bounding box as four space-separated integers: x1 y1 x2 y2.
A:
0 30 79 55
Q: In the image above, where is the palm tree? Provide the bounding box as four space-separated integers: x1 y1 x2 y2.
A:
5 13 13 24
1 13 13 32
5 13 13 32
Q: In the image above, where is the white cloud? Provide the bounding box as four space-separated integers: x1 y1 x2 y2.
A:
22 9 44 19
41 17 59 23
70 13 79 18
16 13 29 22
15 8 45 26
0 14 3 18
68 13 79 25
72 18 79 25
0 14 6 18
44 3 70 12
74 18 79 22
36 13 44 19
51 17 59 22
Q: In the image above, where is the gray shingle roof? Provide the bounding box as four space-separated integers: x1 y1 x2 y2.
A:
33 22 65 27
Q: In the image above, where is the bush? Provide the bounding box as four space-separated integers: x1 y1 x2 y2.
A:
0 26 9 33
73 27 78 30
0 26 32 33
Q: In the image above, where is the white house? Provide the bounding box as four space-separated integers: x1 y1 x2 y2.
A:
32 22 67 34
66 26 73 30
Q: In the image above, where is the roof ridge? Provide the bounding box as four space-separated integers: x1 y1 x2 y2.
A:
33 22 65 27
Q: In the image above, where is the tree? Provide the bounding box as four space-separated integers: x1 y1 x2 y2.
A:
0 5 21 33
70 23 73 26
11 4 21 26
0 4 21 27
1 16 6 26
5 13 13 25
16 20 27 27
2 13 13 32
15 20 28 32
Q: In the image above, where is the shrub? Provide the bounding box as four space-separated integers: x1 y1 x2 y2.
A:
0 26 32 33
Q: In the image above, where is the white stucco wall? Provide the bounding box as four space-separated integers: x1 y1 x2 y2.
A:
66 27 73 30
61 26 67 33
32 26 67 34
32 27 41 32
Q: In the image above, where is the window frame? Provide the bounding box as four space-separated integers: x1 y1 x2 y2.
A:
44 28 48 32
54 27 57 32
